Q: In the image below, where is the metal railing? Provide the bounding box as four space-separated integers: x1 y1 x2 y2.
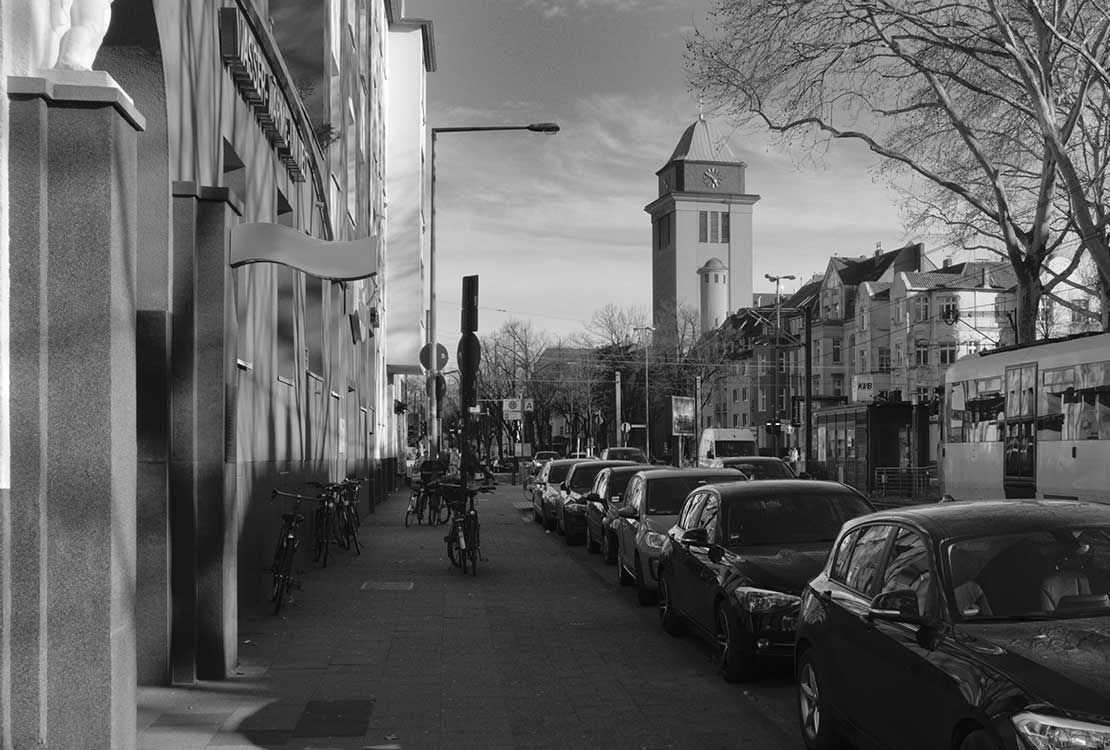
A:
872 465 939 502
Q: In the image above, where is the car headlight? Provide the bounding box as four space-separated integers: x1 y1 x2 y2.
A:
1014 712 1110 749
645 531 667 549
739 589 801 613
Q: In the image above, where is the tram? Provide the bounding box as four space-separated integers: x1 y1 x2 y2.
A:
941 331 1110 502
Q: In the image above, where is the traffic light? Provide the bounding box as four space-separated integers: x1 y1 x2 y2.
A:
764 419 783 435
461 275 479 333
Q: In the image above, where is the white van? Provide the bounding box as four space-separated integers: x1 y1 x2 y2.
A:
696 428 757 467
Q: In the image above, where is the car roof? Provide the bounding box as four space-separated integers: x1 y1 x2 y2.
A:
713 479 867 499
843 499 1110 540
721 456 787 464
568 460 636 473
638 467 747 481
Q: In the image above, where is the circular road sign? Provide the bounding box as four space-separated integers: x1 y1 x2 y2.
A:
419 343 449 371
621 421 630 434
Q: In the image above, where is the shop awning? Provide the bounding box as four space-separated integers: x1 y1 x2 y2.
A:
230 222 378 281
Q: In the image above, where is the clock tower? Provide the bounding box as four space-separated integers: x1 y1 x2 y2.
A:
645 116 760 340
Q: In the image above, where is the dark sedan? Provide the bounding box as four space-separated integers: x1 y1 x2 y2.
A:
657 480 874 684
530 458 583 530
718 455 799 479
582 464 657 560
555 460 637 544
794 500 1110 750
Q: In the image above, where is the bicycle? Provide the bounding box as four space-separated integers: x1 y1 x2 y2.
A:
268 489 311 614
308 480 363 555
427 480 449 526
405 479 428 527
441 482 495 575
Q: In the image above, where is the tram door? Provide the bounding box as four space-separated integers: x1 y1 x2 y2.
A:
1003 363 1037 498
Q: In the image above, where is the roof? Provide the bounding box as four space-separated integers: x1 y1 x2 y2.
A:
663 116 740 167
903 261 1016 292
834 242 924 286
848 500 1110 540
698 257 728 274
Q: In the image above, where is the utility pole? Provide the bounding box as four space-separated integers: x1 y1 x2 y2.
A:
635 326 653 461
765 273 796 458
804 308 813 469
614 371 622 447
695 374 702 466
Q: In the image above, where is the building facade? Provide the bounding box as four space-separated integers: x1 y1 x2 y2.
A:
0 1 433 746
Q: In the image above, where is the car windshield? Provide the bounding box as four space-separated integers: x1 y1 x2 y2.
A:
569 464 606 491
714 440 755 458
546 464 571 483
724 460 794 479
646 475 743 515
607 472 637 497
607 449 645 461
722 491 873 546
946 526 1110 621
534 452 558 462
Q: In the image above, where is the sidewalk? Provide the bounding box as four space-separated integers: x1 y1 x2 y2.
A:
138 482 518 750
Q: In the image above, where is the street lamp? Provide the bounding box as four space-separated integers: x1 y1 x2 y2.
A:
427 122 560 459
764 273 796 457
634 326 654 461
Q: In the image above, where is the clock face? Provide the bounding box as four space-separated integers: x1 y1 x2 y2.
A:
702 167 722 188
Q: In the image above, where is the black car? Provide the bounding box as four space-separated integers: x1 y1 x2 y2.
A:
555 460 637 544
718 455 799 479
583 464 656 560
794 500 1110 750
657 480 874 683
531 458 591 530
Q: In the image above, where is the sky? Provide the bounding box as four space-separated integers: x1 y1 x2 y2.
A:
405 0 930 341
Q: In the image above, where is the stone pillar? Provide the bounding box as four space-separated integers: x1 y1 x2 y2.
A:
7 73 144 750
170 183 241 682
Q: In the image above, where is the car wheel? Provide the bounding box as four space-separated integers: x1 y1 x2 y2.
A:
635 555 655 606
657 572 685 636
959 730 1003 750
797 649 845 750
715 601 757 683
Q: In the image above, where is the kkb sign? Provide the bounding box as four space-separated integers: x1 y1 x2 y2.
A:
853 377 876 403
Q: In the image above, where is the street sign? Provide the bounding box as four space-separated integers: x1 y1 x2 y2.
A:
523 398 534 413
504 398 522 420
419 342 449 371
621 421 630 434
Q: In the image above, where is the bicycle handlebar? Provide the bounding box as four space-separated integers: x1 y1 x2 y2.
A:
272 489 321 503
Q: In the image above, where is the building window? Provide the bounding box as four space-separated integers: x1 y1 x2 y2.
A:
699 211 708 242
759 353 768 374
741 386 748 402
1072 297 1091 323
939 342 958 365
878 347 891 372
832 338 842 363
859 349 867 373
698 211 728 244
710 212 719 242
732 388 738 403
713 273 719 283
894 342 904 367
742 413 748 426
967 340 981 353
721 213 730 242
914 295 930 322
940 297 959 321
732 413 738 427
915 342 930 366
832 374 844 396
759 388 767 410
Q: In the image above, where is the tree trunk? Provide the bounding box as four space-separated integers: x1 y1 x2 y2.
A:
1012 260 1043 346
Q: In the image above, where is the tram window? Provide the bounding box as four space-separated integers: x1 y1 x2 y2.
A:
1075 362 1110 440
1038 366 1074 441
1005 365 1036 419
965 378 1004 442
947 382 966 443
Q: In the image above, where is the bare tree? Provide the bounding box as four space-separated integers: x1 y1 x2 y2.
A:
688 0 1110 342
584 303 649 349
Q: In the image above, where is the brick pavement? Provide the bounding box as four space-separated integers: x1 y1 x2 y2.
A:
137 481 800 750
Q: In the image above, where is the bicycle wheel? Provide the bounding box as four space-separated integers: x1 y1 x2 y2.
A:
405 492 417 528
469 547 478 576
344 505 361 555
272 537 294 614
314 506 331 567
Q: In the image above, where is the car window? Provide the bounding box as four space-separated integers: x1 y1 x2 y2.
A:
538 463 550 482
569 463 606 491
721 490 874 546
644 475 739 515
880 527 937 617
593 471 608 498
830 529 861 583
726 460 795 479
626 478 643 514
547 463 571 483
679 492 707 530
701 495 721 541
843 525 894 595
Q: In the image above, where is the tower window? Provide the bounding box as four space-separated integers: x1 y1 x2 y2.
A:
699 211 708 242
721 213 730 242
710 212 719 242
698 211 729 244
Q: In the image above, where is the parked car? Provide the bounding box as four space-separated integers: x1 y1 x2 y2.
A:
795 499 1110 750
555 460 637 544
493 456 518 473
614 468 748 605
531 458 590 531
529 450 560 475
599 446 648 463
656 480 874 684
568 451 595 460
583 464 656 561
717 455 799 479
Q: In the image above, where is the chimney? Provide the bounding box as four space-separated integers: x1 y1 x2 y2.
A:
981 266 991 287
874 241 882 258
943 257 951 268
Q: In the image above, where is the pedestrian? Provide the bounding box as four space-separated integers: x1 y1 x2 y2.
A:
787 446 800 471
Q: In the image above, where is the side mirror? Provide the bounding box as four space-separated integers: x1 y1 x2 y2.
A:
680 528 709 547
868 589 923 623
617 506 637 519
584 492 600 503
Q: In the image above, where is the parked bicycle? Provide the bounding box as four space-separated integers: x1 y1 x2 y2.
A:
405 479 429 527
307 479 362 556
268 489 311 614
441 482 495 575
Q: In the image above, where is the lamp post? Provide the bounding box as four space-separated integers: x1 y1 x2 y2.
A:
427 122 559 459
764 273 796 457
634 326 654 461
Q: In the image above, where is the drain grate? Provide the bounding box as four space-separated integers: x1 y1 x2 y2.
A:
291 699 374 737
360 581 414 591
